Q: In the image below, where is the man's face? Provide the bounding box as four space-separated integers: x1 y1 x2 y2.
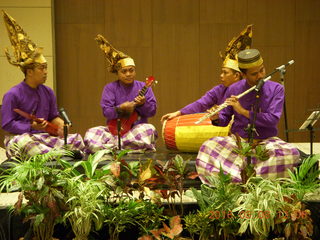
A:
220 67 240 87
243 64 266 86
28 63 48 86
117 66 136 85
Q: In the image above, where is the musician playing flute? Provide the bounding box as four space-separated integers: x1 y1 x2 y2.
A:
196 49 300 183
1 11 85 158
84 35 157 154
161 25 252 123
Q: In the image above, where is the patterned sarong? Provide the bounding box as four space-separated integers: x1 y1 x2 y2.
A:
84 123 158 154
4 133 85 158
196 135 301 183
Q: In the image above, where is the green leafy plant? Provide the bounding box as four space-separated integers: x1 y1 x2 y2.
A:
184 210 215 240
185 167 241 240
270 154 320 239
145 155 198 216
233 134 269 183
63 178 106 240
234 177 291 239
103 199 149 240
285 154 320 201
0 147 70 240
56 149 115 239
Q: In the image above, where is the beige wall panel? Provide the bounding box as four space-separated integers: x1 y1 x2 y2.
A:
0 8 53 56
293 19 320 141
102 0 153 87
0 56 54 104
199 24 221 94
247 0 295 47
55 23 106 135
246 0 299 141
103 0 152 47
199 23 252 95
199 0 247 24
0 56 24 97
153 23 199 147
53 0 320 143
153 23 200 110
54 0 105 24
0 0 51 7
153 0 199 24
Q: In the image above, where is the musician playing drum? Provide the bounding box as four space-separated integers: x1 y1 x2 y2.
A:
1 11 85 158
161 25 252 123
196 48 300 183
84 35 157 154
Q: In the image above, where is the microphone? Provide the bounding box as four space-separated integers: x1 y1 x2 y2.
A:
276 60 294 71
59 108 72 126
255 79 265 92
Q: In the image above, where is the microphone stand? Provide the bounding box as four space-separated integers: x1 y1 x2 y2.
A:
117 119 122 151
307 123 315 156
63 122 68 147
245 87 262 168
278 67 289 142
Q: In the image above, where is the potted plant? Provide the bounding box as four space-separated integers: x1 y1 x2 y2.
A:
59 149 112 240
0 147 70 240
184 167 241 240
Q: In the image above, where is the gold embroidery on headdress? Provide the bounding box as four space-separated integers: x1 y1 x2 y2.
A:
220 24 253 72
95 34 135 73
2 10 46 72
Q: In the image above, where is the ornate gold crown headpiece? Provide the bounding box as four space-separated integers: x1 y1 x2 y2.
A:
2 10 46 72
220 24 253 72
95 34 135 73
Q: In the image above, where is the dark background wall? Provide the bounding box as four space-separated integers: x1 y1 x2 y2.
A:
54 0 320 148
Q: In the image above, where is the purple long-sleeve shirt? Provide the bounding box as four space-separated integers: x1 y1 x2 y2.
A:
217 79 284 139
101 80 157 125
180 84 227 114
1 81 59 134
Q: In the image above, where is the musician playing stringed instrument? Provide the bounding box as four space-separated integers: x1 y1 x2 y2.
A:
1 10 85 158
84 35 157 154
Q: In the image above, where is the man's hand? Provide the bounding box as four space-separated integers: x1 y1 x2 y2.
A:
161 111 181 123
31 118 48 131
134 95 146 106
119 101 136 114
225 95 249 118
206 107 219 121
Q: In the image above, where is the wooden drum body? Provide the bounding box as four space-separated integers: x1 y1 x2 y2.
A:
162 113 230 152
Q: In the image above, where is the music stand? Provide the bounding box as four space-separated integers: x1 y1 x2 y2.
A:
299 110 320 155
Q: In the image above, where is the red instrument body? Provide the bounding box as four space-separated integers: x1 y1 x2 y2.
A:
107 76 156 136
13 108 61 136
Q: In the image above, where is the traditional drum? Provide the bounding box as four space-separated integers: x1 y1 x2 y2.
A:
162 113 230 152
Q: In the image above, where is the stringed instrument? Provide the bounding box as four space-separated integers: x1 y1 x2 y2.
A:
107 76 157 136
13 108 62 137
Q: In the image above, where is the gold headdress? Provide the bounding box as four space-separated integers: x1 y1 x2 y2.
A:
238 49 263 69
95 34 135 73
2 10 46 72
220 24 253 72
